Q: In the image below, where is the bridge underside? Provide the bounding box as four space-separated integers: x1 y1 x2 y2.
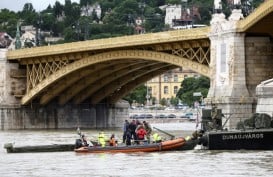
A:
244 13 273 38
238 0 273 38
37 58 178 106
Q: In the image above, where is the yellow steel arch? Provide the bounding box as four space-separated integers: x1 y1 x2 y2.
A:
39 61 133 105
107 65 178 104
74 63 173 105
237 0 273 32
21 50 210 105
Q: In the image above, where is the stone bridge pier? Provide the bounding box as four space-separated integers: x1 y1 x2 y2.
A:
206 9 273 129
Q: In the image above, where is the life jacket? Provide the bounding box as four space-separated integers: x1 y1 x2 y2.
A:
137 128 146 139
153 133 161 142
109 137 116 146
98 132 106 147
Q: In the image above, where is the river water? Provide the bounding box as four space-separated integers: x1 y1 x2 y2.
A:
1 122 273 177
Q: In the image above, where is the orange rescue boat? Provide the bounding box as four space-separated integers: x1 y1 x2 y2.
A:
74 137 185 153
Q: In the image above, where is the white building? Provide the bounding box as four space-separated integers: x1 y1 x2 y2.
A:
81 3 102 20
164 5 182 28
20 31 36 47
162 3 204 29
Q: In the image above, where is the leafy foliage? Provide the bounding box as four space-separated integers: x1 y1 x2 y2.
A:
123 84 147 106
0 9 18 37
176 76 210 106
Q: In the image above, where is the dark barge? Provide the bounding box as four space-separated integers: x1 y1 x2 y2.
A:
198 109 273 150
4 143 75 153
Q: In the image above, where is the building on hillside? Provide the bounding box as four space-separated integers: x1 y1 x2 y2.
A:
164 5 181 28
44 36 64 45
134 17 145 34
0 32 12 48
162 3 202 29
20 30 36 47
146 68 200 105
81 3 102 20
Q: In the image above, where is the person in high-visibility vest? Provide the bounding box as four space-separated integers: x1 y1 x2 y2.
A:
152 133 162 143
98 131 106 147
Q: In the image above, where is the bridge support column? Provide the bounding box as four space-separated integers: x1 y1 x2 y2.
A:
0 49 23 106
206 10 254 129
256 79 273 117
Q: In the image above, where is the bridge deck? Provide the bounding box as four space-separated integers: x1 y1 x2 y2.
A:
7 27 210 60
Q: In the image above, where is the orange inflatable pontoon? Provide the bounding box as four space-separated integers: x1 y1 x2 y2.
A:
74 138 185 153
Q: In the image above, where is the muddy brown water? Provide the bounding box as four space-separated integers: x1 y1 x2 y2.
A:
1 122 273 177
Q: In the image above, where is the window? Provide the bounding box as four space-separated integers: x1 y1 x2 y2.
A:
164 75 169 82
164 86 168 94
184 75 188 79
174 74 178 82
148 87 152 95
174 86 178 94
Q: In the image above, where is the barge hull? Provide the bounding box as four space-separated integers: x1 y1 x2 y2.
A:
207 129 273 150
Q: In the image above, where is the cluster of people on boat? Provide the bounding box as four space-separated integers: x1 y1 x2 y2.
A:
122 119 161 146
77 119 162 148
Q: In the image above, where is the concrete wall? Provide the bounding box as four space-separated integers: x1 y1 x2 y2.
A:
245 37 273 98
0 49 23 107
256 79 273 117
0 101 129 130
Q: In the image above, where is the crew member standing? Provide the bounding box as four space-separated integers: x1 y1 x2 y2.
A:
98 131 106 147
143 121 152 143
122 120 129 143
128 120 137 142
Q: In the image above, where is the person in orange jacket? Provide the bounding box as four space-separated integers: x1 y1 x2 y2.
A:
109 134 117 146
136 125 147 144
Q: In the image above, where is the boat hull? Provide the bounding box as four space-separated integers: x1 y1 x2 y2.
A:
175 139 198 150
200 129 273 150
4 143 75 153
74 138 185 153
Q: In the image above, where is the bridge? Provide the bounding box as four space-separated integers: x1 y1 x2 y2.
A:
1 1 273 129
7 27 210 106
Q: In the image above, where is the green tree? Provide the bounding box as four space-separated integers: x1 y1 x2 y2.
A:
64 1 81 27
124 84 147 105
193 0 214 25
160 98 168 106
0 9 18 37
166 0 181 4
19 3 37 26
40 12 55 31
170 96 179 106
176 76 210 106
105 0 138 26
80 0 95 6
53 1 64 18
